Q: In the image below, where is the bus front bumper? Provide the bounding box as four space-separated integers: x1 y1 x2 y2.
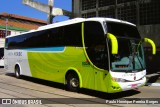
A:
108 77 146 93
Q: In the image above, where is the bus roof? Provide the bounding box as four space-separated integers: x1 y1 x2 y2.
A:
38 17 135 30
6 17 136 38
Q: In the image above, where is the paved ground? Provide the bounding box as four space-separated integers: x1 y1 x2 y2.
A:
146 72 160 86
0 68 160 107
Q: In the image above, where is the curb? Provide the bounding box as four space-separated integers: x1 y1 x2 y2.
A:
146 83 160 86
146 72 160 86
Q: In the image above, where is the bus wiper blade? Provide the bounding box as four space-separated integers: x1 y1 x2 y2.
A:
127 53 135 70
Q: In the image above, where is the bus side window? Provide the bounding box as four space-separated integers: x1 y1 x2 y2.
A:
63 23 82 47
5 39 8 49
47 27 64 47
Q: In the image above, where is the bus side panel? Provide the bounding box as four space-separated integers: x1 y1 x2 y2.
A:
27 47 105 91
94 70 122 93
27 47 89 84
94 70 109 93
80 65 95 90
4 49 15 73
28 51 66 83
5 49 32 76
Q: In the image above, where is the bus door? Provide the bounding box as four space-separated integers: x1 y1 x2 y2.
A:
83 21 109 90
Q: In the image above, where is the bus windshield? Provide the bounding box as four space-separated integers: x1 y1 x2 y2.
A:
107 22 145 72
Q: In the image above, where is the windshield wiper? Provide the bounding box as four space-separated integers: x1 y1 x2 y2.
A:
128 43 144 71
128 52 135 70
135 45 144 70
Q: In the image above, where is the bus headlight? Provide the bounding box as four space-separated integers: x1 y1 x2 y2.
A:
112 77 126 82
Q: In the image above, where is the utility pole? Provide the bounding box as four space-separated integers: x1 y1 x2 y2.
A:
5 18 8 37
48 0 54 24
22 0 72 24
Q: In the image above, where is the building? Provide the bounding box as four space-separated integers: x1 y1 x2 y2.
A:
72 0 160 73
0 13 47 38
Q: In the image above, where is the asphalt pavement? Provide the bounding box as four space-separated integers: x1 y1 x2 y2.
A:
0 68 160 86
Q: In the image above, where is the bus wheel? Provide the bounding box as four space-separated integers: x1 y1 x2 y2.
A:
66 73 79 92
15 65 21 79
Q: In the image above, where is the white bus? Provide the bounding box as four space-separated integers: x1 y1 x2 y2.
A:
0 38 5 67
4 18 156 93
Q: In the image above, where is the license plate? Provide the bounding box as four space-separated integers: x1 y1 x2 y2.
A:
131 84 137 88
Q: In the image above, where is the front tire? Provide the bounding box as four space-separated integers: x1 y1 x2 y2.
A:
15 65 21 79
66 73 79 92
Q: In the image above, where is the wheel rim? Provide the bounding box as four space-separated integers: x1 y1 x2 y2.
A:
70 78 79 88
16 70 19 77
15 67 20 77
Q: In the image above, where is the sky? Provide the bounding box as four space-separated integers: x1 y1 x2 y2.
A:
0 0 72 22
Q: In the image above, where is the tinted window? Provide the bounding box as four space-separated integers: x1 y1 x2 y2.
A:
47 27 64 46
6 23 82 49
7 30 48 49
64 23 82 47
84 21 109 70
107 22 141 39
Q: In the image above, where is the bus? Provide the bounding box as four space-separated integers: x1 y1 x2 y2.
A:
4 18 156 93
0 38 5 67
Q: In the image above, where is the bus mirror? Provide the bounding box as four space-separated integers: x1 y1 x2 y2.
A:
107 33 118 54
143 38 156 55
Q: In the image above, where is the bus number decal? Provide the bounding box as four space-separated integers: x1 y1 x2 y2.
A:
14 52 22 56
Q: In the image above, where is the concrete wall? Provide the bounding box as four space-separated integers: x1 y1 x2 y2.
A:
72 0 81 17
10 30 22 35
138 25 160 74
138 25 160 47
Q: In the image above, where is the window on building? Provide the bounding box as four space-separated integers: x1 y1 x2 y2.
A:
0 30 11 38
117 0 136 4
99 0 115 7
82 0 96 10
139 1 160 25
117 4 137 24
82 12 96 18
99 8 115 18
